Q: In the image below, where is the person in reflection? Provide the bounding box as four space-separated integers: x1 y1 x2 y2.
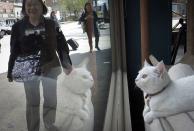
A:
0 32 3 53
50 10 60 28
7 0 72 131
178 18 187 53
0 43 1 53
79 2 100 53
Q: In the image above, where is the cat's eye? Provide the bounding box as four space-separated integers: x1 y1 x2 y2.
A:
142 74 148 79
82 75 88 79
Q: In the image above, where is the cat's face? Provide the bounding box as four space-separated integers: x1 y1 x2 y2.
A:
135 61 170 94
65 67 94 94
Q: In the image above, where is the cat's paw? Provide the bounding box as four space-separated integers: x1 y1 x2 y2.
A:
143 106 150 116
144 112 154 124
72 116 84 129
78 110 89 121
144 116 154 124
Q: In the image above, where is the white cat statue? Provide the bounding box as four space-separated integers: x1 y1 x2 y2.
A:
149 54 194 80
168 63 194 80
135 61 194 124
58 61 94 131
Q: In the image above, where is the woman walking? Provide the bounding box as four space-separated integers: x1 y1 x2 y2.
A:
79 2 100 53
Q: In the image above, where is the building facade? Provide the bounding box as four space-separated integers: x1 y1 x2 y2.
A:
0 1 22 25
0 2 14 20
14 2 22 19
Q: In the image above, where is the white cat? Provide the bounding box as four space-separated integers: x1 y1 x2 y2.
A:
135 61 194 124
58 59 94 131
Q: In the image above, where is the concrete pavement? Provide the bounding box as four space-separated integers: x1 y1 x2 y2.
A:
0 22 111 131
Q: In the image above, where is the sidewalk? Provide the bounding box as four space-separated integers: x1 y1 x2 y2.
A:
0 22 111 131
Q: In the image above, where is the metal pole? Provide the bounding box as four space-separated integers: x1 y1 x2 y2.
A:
187 0 194 54
180 0 194 68
140 0 150 64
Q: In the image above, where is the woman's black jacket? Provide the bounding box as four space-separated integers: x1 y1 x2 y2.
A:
7 17 71 79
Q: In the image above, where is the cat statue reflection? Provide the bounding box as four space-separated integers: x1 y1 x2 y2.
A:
135 61 194 124
59 60 94 131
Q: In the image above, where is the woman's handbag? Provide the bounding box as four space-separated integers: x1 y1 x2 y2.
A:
67 38 79 50
12 51 41 82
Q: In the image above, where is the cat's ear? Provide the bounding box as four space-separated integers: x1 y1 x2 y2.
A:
149 54 159 66
156 61 166 75
144 60 151 67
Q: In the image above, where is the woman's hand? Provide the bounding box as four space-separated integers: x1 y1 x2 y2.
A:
8 77 13 82
63 65 73 75
85 14 93 20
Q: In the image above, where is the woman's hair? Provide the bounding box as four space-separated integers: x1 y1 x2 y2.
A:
84 2 92 13
50 11 55 18
21 0 48 16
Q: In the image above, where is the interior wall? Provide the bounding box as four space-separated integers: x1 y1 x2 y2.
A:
149 0 172 64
